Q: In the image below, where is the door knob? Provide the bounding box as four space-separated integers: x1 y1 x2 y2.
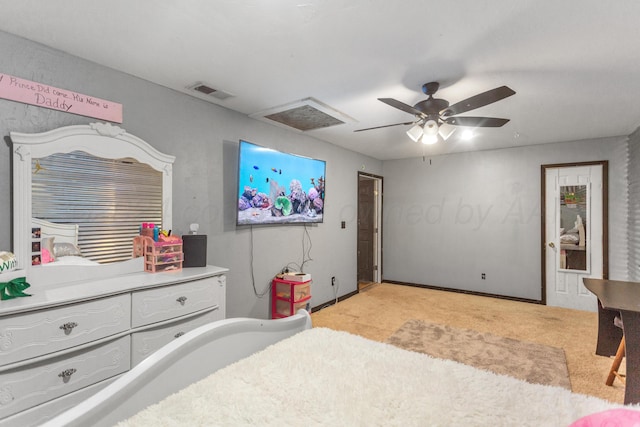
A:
548 242 555 248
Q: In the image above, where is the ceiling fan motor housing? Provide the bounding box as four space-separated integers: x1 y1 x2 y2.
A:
413 98 449 116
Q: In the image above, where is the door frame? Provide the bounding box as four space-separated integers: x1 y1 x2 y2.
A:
357 172 383 284
540 161 609 305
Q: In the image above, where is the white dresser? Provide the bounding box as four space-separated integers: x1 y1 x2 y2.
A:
0 264 227 426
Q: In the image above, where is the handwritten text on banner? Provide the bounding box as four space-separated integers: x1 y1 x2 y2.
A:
0 73 123 123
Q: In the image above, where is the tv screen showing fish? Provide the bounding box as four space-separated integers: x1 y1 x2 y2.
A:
237 140 326 226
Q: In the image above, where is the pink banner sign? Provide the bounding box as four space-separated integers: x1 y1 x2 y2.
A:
0 73 122 123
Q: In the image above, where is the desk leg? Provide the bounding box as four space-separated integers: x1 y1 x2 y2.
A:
620 310 640 404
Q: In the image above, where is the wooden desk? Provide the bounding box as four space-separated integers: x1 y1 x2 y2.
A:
583 278 640 404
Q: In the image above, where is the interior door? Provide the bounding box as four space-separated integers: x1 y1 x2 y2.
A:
543 163 606 311
357 173 383 285
357 177 375 283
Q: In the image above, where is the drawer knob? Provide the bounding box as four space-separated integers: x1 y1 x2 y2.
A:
58 368 77 383
59 322 78 334
176 296 187 305
174 331 185 338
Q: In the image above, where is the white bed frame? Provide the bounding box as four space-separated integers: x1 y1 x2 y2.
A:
42 310 312 427
32 218 79 246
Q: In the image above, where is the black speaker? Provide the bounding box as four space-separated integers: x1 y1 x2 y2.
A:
182 235 207 267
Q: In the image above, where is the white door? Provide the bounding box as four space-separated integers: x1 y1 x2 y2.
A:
545 164 603 311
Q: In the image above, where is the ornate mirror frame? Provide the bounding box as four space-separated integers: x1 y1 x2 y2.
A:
11 122 175 277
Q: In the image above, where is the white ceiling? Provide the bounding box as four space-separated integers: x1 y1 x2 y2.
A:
1 0 639 160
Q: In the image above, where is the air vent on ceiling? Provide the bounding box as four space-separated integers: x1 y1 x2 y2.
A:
250 97 355 132
187 82 234 101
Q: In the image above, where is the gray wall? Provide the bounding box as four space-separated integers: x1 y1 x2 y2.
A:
382 137 629 300
0 31 383 318
629 128 640 282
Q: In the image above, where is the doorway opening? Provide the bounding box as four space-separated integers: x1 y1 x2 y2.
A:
357 172 383 291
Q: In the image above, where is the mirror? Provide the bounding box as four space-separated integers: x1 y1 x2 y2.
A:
31 151 163 264
558 184 589 272
11 122 175 275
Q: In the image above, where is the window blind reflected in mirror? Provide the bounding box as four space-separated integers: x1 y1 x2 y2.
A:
31 151 163 264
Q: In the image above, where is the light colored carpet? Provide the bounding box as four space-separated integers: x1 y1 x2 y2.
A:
118 328 626 427
311 283 625 403
386 319 571 389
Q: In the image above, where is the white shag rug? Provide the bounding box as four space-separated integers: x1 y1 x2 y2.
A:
118 328 628 427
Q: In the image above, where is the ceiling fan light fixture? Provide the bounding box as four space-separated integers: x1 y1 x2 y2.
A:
423 119 439 136
421 134 438 145
406 123 424 142
438 124 455 141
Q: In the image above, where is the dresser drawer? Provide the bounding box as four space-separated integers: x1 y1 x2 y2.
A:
0 294 131 367
0 376 118 427
0 336 130 419
131 277 219 327
131 308 222 366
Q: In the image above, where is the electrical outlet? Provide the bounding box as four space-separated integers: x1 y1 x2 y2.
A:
331 276 336 286
481 273 486 280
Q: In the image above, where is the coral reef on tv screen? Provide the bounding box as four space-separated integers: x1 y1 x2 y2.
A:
237 140 326 225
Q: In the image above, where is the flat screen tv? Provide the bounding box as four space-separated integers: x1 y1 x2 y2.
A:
237 140 326 226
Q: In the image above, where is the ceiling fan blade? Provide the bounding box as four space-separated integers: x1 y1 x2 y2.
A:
378 98 425 117
444 117 510 127
354 121 415 132
442 86 515 116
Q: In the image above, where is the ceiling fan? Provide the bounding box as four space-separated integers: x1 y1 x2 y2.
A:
355 82 516 144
